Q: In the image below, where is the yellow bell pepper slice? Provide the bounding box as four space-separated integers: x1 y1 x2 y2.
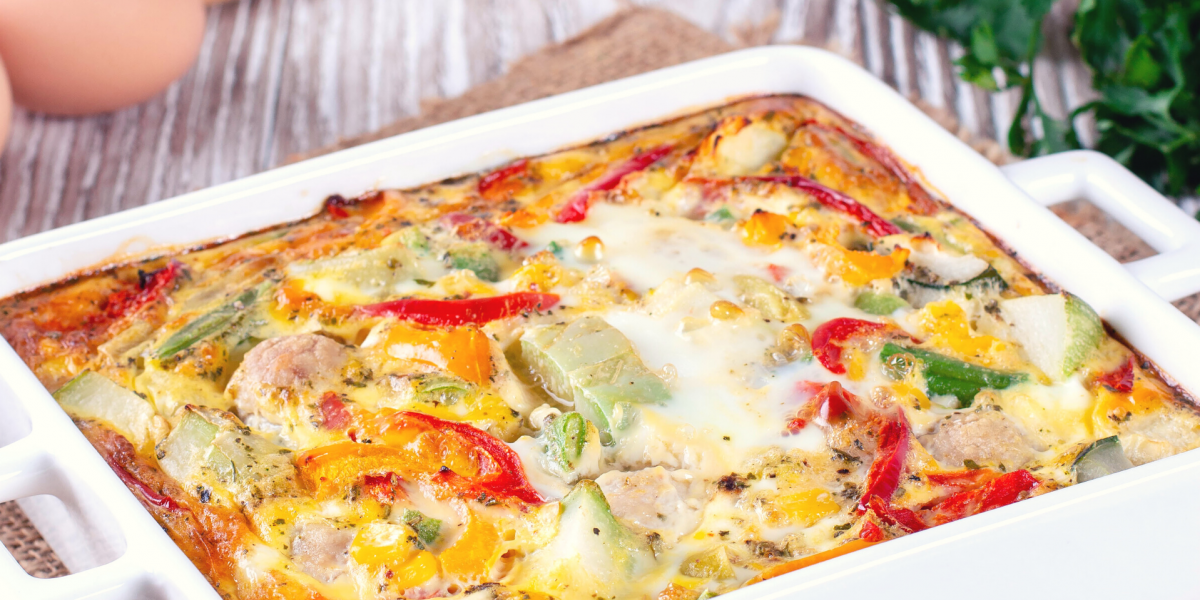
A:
916 300 1012 368
439 506 501 582
500 208 547 228
351 522 440 589
777 488 840 527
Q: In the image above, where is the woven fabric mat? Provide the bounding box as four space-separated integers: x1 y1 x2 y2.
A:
4 5 1196 581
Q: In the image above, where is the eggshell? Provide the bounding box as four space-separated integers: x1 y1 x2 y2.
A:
0 0 207 115
0 56 11 151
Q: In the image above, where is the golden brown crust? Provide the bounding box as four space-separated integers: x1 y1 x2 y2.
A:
76 419 244 598
78 419 333 600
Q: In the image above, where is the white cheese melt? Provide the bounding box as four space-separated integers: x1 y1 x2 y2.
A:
521 202 826 294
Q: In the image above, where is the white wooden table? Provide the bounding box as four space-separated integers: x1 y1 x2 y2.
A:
0 0 1092 244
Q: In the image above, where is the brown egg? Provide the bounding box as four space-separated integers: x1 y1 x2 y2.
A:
0 0 207 116
0 56 11 151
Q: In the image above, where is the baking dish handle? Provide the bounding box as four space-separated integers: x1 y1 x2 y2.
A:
1000 150 1200 302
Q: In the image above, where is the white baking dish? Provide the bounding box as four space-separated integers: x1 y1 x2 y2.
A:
3 46 1200 600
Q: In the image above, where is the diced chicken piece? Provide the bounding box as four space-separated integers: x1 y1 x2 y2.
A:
226 334 347 419
919 410 1036 469
291 521 353 584
231 334 347 389
595 466 703 543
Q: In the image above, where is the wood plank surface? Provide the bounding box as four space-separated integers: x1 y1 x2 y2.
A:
0 0 1101 246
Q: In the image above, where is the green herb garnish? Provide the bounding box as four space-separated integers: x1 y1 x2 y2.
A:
402 509 442 547
887 0 1200 196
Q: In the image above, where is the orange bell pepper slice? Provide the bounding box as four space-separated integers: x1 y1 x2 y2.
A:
438 504 501 581
739 210 792 249
298 411 544 506
376 411 544 505
381 324 494 385
297 443 420 499
822 246 910 286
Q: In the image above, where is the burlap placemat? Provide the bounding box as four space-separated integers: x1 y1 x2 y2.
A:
0 500 68 578
292 7 1010 165
4 5 1194 581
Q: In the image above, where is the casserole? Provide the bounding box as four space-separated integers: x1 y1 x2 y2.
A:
2 46 1200 599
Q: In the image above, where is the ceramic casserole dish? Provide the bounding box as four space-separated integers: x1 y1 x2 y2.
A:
2 46 1200 600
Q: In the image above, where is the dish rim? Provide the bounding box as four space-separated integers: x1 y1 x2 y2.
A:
2 45 1200 599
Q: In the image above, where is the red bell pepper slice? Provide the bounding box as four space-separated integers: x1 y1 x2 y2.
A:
324 192 384 219
925 468 1001 493
357 292 559 326
794 380 828 398
804 381 862 423
859 520 887 542
99 260 183 322
478 159 529 200
811 317 899 375
95 427 185 512
865 495 927 533
785 417 808 434
858 409 910 513
747 175 902 238
687 174 902 238
799 120 940 215
442 212 528 251
920 469 1038 526
112 461 185 511
814 381 859 423
867 468 1037 533
363 472 407 504
787 381 861 433
319 392 353 430
324 194 353 219
383 411 545 505
555 144 675 223
1096 356 1136 393
786 381 827 431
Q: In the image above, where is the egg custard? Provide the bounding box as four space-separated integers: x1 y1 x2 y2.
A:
3 96 1199 600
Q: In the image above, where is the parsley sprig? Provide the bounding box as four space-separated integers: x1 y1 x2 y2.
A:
888 0 1200 197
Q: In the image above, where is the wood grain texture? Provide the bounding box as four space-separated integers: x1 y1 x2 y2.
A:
0 0 1103 245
